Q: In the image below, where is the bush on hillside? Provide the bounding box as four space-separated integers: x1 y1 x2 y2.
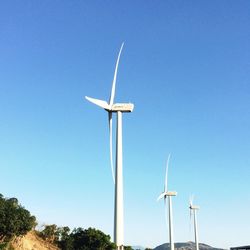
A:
0 194 36 241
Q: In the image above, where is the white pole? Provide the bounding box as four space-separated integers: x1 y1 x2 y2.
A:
114 111 124 250
168 196 174 250
194 210 199 250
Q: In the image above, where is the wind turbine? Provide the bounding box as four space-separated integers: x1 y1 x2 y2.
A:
157 154 177 250
189 196 200 250
85 43 134 250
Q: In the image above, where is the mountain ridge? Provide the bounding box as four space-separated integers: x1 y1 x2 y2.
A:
153 242 226 250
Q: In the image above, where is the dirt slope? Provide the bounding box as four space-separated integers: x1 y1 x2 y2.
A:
11 231 59 250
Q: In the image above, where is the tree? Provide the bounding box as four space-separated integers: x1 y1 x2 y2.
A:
57 226 73 250
124 246 133 250
40 224 59 243
56 227 115 250
72 227 115 250
0 194 36 241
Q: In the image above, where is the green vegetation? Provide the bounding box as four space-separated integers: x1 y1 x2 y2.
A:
39 225 116 249
0 193 139 250
0 194 36 248
124 246 133 250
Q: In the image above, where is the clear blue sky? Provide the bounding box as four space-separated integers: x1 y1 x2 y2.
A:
0 1 250 249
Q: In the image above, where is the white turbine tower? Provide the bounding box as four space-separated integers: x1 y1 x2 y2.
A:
157 154 177 250
85 43 134 250
189 196 200 250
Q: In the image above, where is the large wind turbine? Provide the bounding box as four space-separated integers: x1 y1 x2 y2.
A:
157 154 177 250
189 196 200 250
85 43 134 250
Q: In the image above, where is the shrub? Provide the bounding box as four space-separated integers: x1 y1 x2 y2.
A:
0 194 36 241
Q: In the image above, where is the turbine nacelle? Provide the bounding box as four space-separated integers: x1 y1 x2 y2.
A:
190 205 200 210
85 96 134 113
165 191 177 196
157 191 177 201
110 103 134 112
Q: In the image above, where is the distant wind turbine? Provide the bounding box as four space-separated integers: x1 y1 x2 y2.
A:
85 43 134 250
157 154 177 250
189 196 200 250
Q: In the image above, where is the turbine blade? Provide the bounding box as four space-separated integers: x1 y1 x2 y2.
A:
164 197 168 228
85 96 110 110
108 112 115 184
189 194 194 207
189 204 192 237
109 42 124 105
164 154 171 192
157 192 165 201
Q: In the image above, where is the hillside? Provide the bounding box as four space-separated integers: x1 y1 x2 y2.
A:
10 231 59 250
154 242 226 250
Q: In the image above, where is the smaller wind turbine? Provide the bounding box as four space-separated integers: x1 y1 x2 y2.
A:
157 154 177 250
189 196 200 250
